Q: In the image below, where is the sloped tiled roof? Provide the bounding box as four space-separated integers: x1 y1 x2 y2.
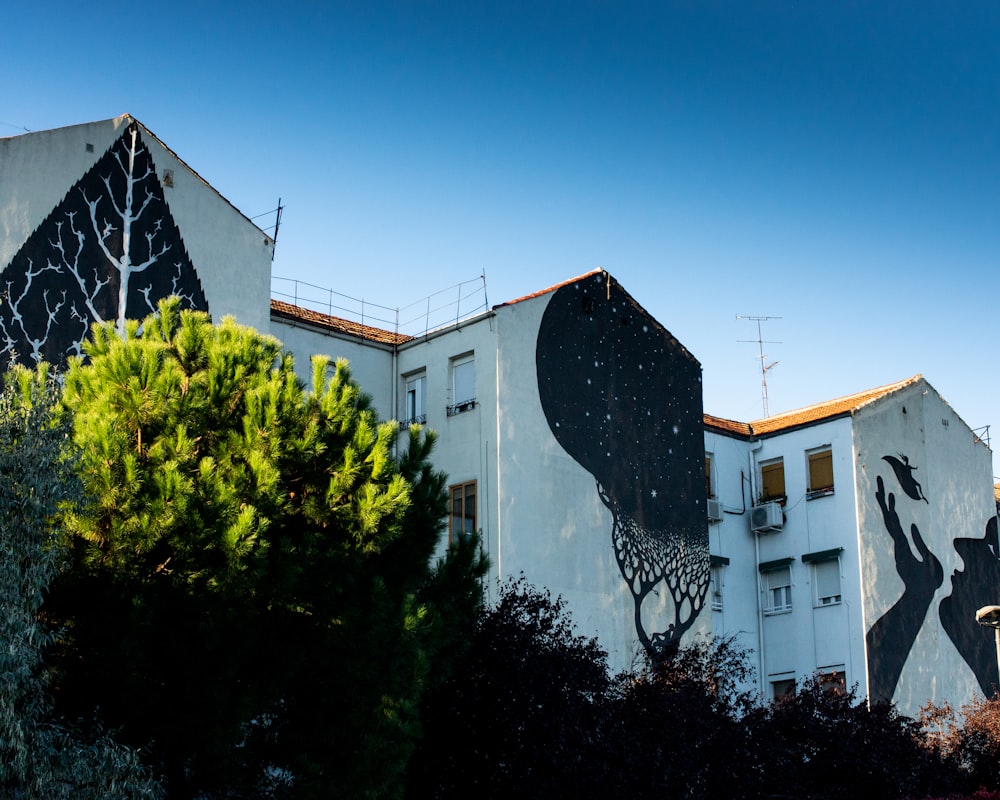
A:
703 413 751 437
705 376 922 438
492 268 606 309
270 299 413 346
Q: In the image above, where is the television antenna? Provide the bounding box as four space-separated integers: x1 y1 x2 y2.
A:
737 315 782 417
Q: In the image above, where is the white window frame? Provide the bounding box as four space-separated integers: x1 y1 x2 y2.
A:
813 558 842 607
448 480 477 545
763 564 792 615
710 563 724 612
806 446 835 499
402 371 426 426
448 353 476 415
759 457 786 503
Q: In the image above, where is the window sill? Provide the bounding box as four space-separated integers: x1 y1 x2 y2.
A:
763 607 792 617
447 399 477 416
806 488 835 500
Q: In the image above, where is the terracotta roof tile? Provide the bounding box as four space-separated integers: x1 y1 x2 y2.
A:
703 414 752 437
270 299 413 346
748 376 921 436
703 376 922 438
492 269 606 309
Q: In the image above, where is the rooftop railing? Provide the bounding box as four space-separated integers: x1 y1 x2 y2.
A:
271 274 489 339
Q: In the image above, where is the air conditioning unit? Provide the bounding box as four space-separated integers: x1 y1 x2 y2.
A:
751 501 784 533
707 498 723 523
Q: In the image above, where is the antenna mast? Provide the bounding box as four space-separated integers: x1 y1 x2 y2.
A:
271 198 283 262
737 315 782 417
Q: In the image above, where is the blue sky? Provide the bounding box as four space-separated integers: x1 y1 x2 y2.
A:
6 1 999 475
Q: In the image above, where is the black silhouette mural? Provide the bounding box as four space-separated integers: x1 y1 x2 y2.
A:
535 272 708 657
867 452 1000 703
882 454 929 503
0 121 207 369
866 472 942 703
940 517 1000 696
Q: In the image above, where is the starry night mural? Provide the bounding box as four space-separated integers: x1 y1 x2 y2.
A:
535 272 708 657
0 121 207 369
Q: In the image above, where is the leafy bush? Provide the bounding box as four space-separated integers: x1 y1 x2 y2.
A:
0 367 162 799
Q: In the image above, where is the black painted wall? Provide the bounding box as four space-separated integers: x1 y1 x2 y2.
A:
535 272 708 656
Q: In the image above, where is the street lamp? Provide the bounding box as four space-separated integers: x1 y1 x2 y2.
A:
975 605 1000 687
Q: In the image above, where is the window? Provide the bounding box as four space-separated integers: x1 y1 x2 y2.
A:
705 454 714 498
760 458 785 502
709 555 728 612
807 448 834 498
710 565 724 611
762 563 792 614
401 372 426 426
813 559 842 606
447 354 476 415
818 667 847 695
803 548 843 606
772 677 796 699
449 481 477 545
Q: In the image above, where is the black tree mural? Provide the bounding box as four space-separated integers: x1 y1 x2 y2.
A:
0 122 207 369
535 272 708 657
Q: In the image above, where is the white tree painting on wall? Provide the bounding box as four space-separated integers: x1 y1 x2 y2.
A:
0 122 207 368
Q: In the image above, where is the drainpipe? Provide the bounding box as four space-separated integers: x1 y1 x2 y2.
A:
750 439 766 699
391 318 399 458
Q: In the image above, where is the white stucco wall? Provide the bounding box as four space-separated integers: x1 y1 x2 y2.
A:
0 116 272 335
708 418 867 698
270 318 395 418
494 293 636 666
1 119 126 262
395 313 500 566
490 288 712 672
855 379 996 715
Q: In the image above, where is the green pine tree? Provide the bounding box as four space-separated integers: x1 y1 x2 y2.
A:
49 298 486 799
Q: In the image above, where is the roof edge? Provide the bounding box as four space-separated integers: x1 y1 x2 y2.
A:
492 268 606 310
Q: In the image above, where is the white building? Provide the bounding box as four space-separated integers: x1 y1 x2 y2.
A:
272 270 711 668
706 377 997 716
0 115 272 369
3 117 997 716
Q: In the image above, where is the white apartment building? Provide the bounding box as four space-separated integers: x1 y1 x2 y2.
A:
3 116 996 717
706 378 996 716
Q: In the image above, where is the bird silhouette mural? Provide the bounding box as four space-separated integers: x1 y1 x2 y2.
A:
882 454 929 503
535 272 708 657
0 121 207 369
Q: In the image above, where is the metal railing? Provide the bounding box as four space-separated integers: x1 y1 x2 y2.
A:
271 274 489 339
